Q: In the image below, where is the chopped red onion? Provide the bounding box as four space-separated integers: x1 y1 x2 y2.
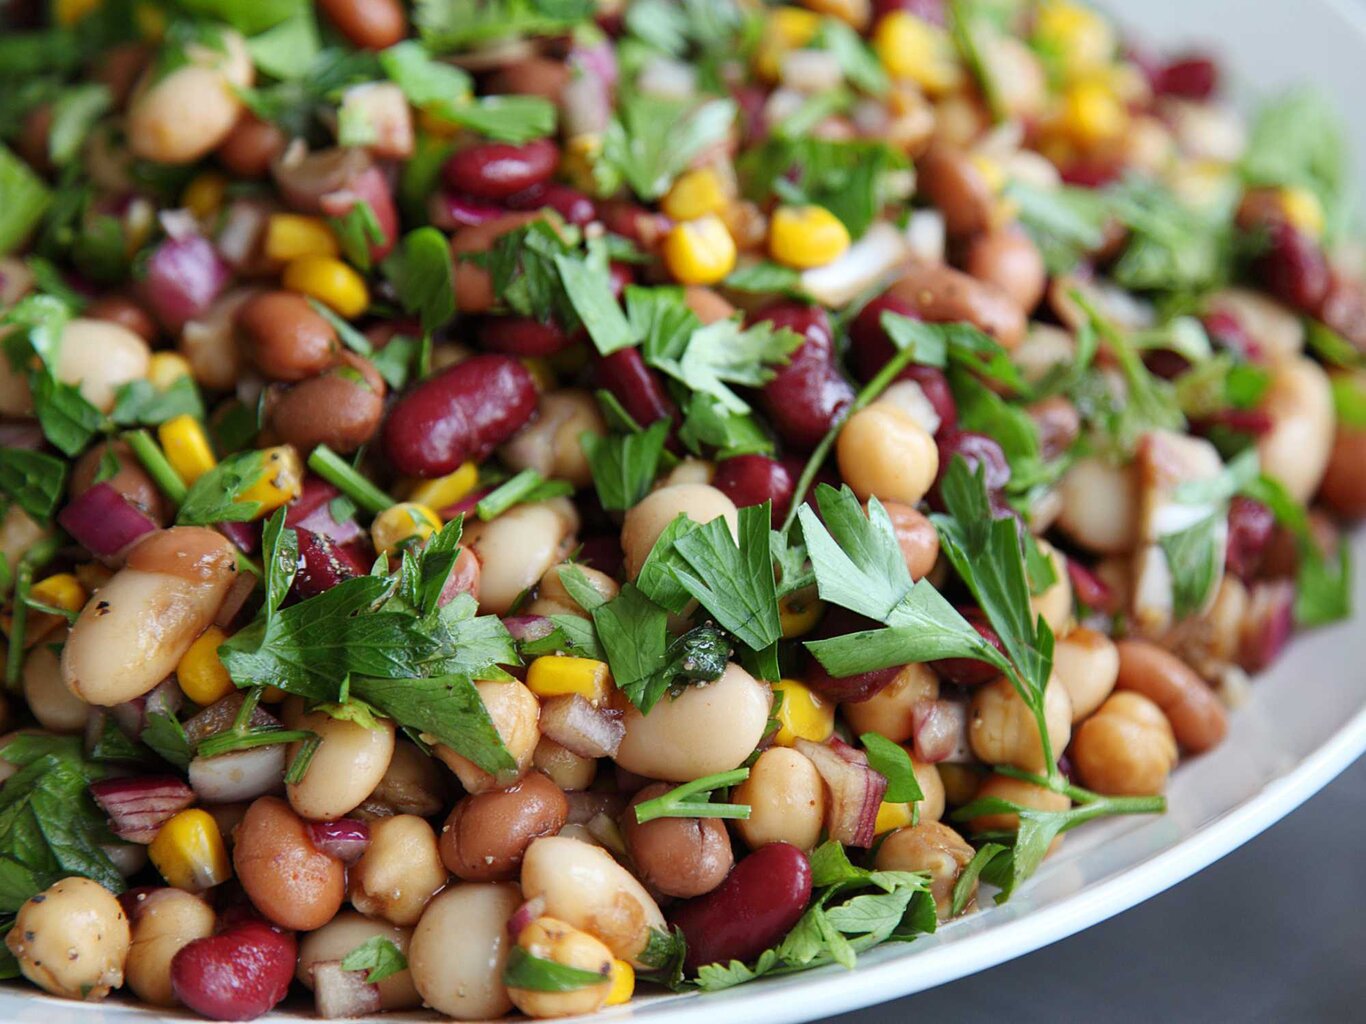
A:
312 961 383 1020
90 776 196 844
307 819 371 864
287 476 365 546
158 208 199 240
214 569 260 629
559 71 612 138
143 234 231 332
189 746 287 804
217 519 260 554
911 699 971 763
1239 580 1296 672
320 166 397 262
539 694 624 759
58 482 158 563
507 896 547 941
795 737 886 848
501 615 555 644
565 790 627 826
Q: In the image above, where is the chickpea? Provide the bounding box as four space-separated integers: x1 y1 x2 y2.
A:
124 889 215 1007
1320 410 1366 518
440 772 569 882
287 711 395 821
350 814 448 926
1055 456 1140 555
657 457 714 488
615 663 771 782
837 404 939 506
841 663 939 743
463 502 579 615
236 291 340 382
1053 627 1120 722
937 762 982 808
127 29 254 164
436 679 540 794
23 639 89 734
409 883 521 1020
967 773 1070 851
622 784 734 899
875 822 976 918
1256 356 1334 503
70 440 166 525
6 877 130 1001
233 796 345 931
533 737 598 791
501 389 606 488
507 916 614 1019
732 746 826 852
297 912 419 1011
969 674 1072 772
521 836 666 966
914 756 947 823
621 484 739 579
362 740 447 818
55 318 151 413
1114 639 1227 753
964 227 1047 313
525 562 620 620
1029 540 1073 635
1072 692 1178 797
876 501 940 581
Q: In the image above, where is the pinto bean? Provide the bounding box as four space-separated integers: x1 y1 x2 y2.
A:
916 146 995 237
63 528 237 706
877 501 940 580
234 796 345 931
216 113 286 178
875 821 976 918
268 353 386 455
622 784 734 898
463 503 578 616
318 0 408 50
86 294 158 343
1256 356 1334 503
886 263 1027 349
1113 640 1227 753
236 291 339 382
439 771 568 882
361 740 447 818
963 227 1047 313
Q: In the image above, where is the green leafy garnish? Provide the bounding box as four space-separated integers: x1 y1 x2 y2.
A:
176 449 281 525
633 768 751 824
598 94 738 200
340 936 409 984
581 417 670 512
110 376 205 427
859 732 923 804
0 143 51 255
0 449 66 523
1242 87 1349 241
502 946 609 992
670 504 782 653
474 469 573 520
382 227 456 335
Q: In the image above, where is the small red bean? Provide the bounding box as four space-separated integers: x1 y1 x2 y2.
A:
171 918 296 1022
507 183 598 226
930 608 1007 687
1153 54 1219 100
443 139 560 201
932 430 1010 507
382 354 538 477
668 843 812 971
593 348 678 429
712 455 795 525
848 293 914 381
756 303 854 450
478 316 572 357
874 0 944 25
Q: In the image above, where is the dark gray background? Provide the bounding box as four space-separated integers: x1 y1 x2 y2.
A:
822 756 1366 1023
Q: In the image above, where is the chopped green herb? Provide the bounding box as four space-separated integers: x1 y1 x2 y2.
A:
859 732 923 804
382 227 456 335
0 449 66 522
341 936 409 985
633 768 751 824
502 946 609 992
581 417 670 512
475 469 573 520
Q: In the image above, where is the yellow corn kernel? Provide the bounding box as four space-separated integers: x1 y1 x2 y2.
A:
238 445 304 517
283 255 369 318
182 172 228 221
968 154 1006 195
771 679 835 747
662 215 737 286
158 414 217 486
407 463 479 512
526 656 613 704
769 205 851 269
265 214 340 263
872 12 964 95
55 0 101 26
1058 77 1128 148
1278 186 1325 241
874 800 916 836
779 590 825 639
149 809 231 892
371 501 442 557
802 0 870 30
30 573 86 616
147 351 193 390
1033 0 1115 81
662 168 728 222
605 960 635 1007
177 626 234 705
561 133 604 193
756 7 822 79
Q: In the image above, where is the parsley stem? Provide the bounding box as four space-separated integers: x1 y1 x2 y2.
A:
4 535 60 689
308 445 393 516
779 340 926 535
633 767 751 824
123 429 187 505
994 765 1167 818
475 469 571 521
196 727 315 759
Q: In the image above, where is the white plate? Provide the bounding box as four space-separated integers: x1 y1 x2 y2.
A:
9 1 1366 1022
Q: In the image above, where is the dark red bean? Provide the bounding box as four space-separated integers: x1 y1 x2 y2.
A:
899 364 957 434
1153 54 1218 100
607 260 634 299
802 607 902 702
507 182 598 226
849 293 917 382
171 918 296 1021
293 529 370 598
593 347 678 428
932 430 1011 507
217 520 260 556
442 139 560 201
286 475 365 546
669 842 813 972
1225 495 1275 583
382 354 538 477
430 191 507 230
1059 160 1122 188
756 303 854 451
712 455 795 525
1251 220 1330 312
930 607 1006 687
599 201 670 248
478 316 572 357
576 534 625 578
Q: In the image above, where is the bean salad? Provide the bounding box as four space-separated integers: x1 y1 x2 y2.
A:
0 0 1361 1020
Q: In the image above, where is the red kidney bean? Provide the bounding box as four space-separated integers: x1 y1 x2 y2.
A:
293 529 370 598
1250 220 1330 312
849 293 916 383
430 191 508 230
171 918 296 1022
756 304 854 451
712 455 795 525
1153 54 1219 100
930 608 1006 687
1066 558 1120 615
1225 495 1275 583
286 475 365 546
318 165 398 263
507 182 598 226
900 364 958 435
478 316 572 357
932 430 1010 509
802 608 902 702
218 519 261 556
577 534 625 578
593 348 678 429
607 261 634 299
670 843 813 971
599 201 671 249
382 354 538 477
442 139 559 201
1059 160 1122 188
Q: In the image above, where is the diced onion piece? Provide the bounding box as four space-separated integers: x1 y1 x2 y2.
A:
538 694 625 759
58 482 158 563
89 776 196 844
306 819 371 864
795 737 886 847
312 961 383 1020
801 223 909 308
